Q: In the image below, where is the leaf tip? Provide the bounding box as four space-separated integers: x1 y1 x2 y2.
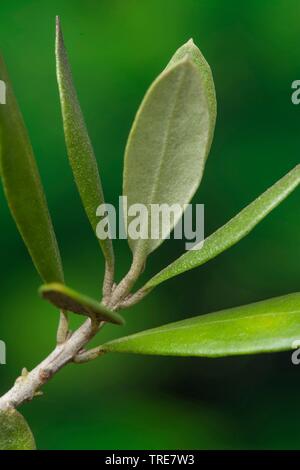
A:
55 16 61 37
55 15 64 52
186 38 195 46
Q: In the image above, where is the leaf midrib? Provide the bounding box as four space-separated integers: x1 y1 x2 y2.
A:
134 65 186 256
111 309 300 341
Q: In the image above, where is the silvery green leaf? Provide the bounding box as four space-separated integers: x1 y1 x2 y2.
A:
146 165 300 289
0 55 64 283
55 17 114 277
123 39 216 270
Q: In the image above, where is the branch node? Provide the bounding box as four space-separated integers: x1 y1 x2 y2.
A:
39 368 51 384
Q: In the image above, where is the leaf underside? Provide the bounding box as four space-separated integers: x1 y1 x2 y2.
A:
146 164 300 289
39 283 124 325
0 409 36 450
123 39 216 268
102 293 300 357
0 55 64 283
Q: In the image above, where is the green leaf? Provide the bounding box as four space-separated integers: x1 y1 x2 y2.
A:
0 55 64 283
102 293 300 357
0 409 36 450
146 165 300 289
55 17 114 272
123 39 216 270
39 283 124 325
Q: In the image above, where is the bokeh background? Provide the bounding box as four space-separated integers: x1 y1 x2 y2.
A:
1 0 300 450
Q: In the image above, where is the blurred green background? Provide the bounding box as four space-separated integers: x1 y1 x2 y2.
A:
1 0 300 450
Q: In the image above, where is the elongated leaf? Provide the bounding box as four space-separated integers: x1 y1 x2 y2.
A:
102 293 300 357
0 55 64 283
0 409 36 450
55 17 114 273
123 39 216 269
146 165 300 289
39 283 124 325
